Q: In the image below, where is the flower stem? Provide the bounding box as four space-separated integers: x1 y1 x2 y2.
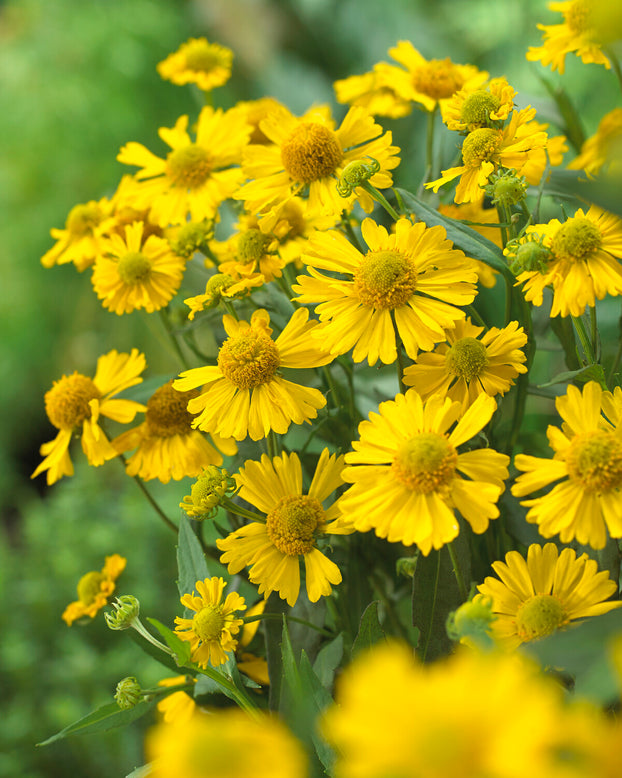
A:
159 308 191 370
243 612 335 638
360 181 401 222
447 541 468 602
118 454 178 534
221 496 265 523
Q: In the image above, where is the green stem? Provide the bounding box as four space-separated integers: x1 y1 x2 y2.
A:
572 313 596 365
267 430 281 459
505 295 534 456
465 305 487 328
360 181 401 222
605 47 622 94
447 542 468 602
193 664 259 718
590 305 601 363
222 300 239 321
340 211 365 252
221 496 265 523
391 312 407 394
118 455 178 534
243 612 335 638
159 309 190 370
423 106 438 185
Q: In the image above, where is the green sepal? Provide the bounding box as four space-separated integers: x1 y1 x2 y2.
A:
146 617 192 667
351 601 386 658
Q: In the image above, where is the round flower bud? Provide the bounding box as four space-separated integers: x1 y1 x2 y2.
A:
446 595 496 649
180 466 237 520
114 676 142 710
105 595 140 630
504 236 553 276
484 169 528 206
337 157 381 197
169 219 215 259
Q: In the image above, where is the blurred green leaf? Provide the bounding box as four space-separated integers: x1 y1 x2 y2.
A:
313 633 344 689
125 765 152 778
176 515 210 600
351 601 386 658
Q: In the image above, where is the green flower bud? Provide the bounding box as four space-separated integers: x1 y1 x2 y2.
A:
169 219 214 259
504 235 553 276
484 169 528 206
105 595 140 630
180 466 237 520
114 676 142 710
337 157 381 197
446 595 496 649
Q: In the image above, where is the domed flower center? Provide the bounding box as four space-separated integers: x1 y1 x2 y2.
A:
565 430 622 493
184 43 224 73
461 128 503 167
392 432 458 493
117 251 152 284
281 122 343 184
166 144 212 189
44 372 101 429
206 272 236 300
66 203 103 237
77 571 105 606
354 250 417 309
266 495 325 556
218 329 280 389
193 605 226 642
509 239 553 275
551 217 602 262
412 59 463 100
237 229 271 262
516 594 566 641
146 380 199 438
445 337 489 381
565 0 592 35
459 90 502 129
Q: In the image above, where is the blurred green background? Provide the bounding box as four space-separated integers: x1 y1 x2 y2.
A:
1 0 619 775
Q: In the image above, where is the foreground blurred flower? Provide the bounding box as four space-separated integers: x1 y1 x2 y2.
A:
156 37 233 92
62 554 126 626
174 577 246 668
569 107 622 176
512 382 622 549
217 449 348 606
156 676 197 724
32 349 146 485
340 392 509 554
477 543 622 649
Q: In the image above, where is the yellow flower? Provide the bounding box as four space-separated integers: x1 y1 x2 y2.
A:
156 676 197 724
211 217 284 283
334 62 413 118
403 318 528 412
340 391 509 554
526 0 611 74
514 205 622 317
174 577 246 668
62 554 126 625
183 273 264 321
568 107 622 176
236 600 270 686
293 217 478 365
146 709 308 778
117 106 250 227
512 381 622 549
156 38 233 92
32 350 146 485
112 380 237 483
217 449 348 607
230 96 288 144
41 197 114 271
92 221 186 315
173 308 333 442
477 543 622 650
441 77 517 133
236 103 400 228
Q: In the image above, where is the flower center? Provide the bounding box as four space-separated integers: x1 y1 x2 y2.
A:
459 90 502 129
192 605 226 642
412 59 463 100
516 594 566 641
184 44 223 73
146 380 198 438
66 203 103 237
166 144 212 189
281 122 343 184
392 432 458 493
550 217 603 262
565 430 622 493
354 250 417 309
77 571 105 606
44 372 101 429
565 0 592 35
266 495 325 556
117 251 152 284
461 128 503 167
237 228 271 262
206 272 236 298
445 337 489 381
218 329 280 389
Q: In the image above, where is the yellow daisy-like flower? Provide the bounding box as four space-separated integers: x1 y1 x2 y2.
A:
426 107 549 203
211 217 284 283
403 318 528 412
230 96 288 145
156 676 197 725
217 449 348 607
514 205 622 317
334 62 413 118
41 197 114 271
62 554 126 626
117 106 250 227
293 217 478 365
184 272 264 321
568 107 622 176
92 221 186 315
526 0 611 74
441 77 517 133
236 600 270 686
236 103 400 228
174 577 246 668
156 37 233 92
340 391 509 554
32 349 146 485
112 380 237 483
512 381 622 549
173 307 333 441
477 543 622 650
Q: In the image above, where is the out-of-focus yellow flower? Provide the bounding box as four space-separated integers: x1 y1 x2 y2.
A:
62 554 126 625
157 38 233 92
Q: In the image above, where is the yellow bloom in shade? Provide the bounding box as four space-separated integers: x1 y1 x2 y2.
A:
477 543 622 650
340 392 509 554
92 221 186 314
156 38 233 92
174 577 246 668
512 382 622 549
62 554 126 625
514 205 622 317
526 0 611 74
146 709 308 778
236 104 400 229
293 217 478 365
117 106 250 227
236 600 270 685
403 318 528 412
41 197 114 271
156 676 197 724
217 449 348 607
112 380 237 483
568 107 622 176
334 63 412 119
173 308 332 441
32 349 146 485
441 77 517 133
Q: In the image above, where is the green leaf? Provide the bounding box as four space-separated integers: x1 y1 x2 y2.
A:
177 514 210 600
351 601 386 658
546 169 622 218
125 765 153 778
312 633 343 690
146 617 192 667
37 699 156 747
538 364 606 388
